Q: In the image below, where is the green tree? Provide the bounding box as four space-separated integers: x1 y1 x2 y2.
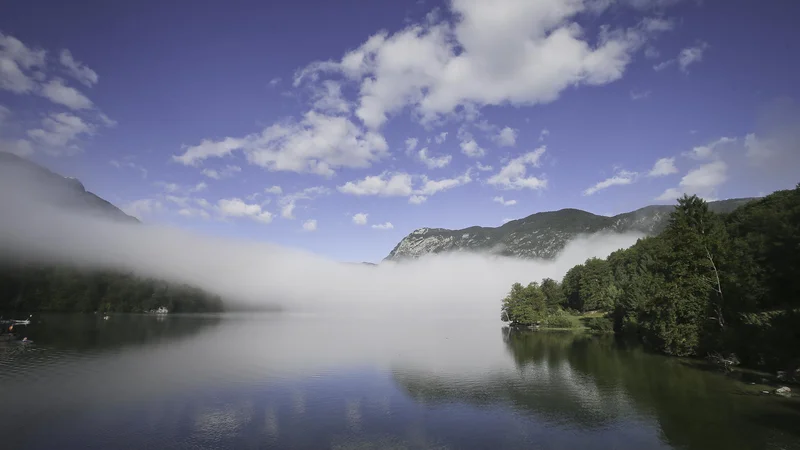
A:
501 282 547 326
540 278 565 311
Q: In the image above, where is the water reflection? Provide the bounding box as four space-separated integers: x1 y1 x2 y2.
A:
1 315 799 449
393 328 800 450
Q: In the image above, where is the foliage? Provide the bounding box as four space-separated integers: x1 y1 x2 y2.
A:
0 264 224 313
540 277 566 311
501 282 547 326
582 316 613 333
542 310 575 329
503 184 800 371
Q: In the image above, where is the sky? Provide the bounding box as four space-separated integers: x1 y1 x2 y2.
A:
1 0 799 263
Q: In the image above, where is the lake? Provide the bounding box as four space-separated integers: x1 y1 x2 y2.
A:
1 313 798 449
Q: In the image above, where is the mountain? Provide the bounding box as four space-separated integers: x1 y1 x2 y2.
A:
384 198 755 261
0 152 138 223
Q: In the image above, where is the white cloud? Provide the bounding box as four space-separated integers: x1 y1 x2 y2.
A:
302 219 317 231
493 196 517 206
122 199 164 221
27 112 92 154
653 59 675 71
202 165 241 180
0 32 45 93
39 79 93 110
405 137 419 153
352 213 368 225
218 198 273 224
109 158 148 178
647 157 678 177
495 127 518 147
269 77 281 87
434 132 448 144
0 139 34 157
59 49 98 87
338 172 414 197
174 111 388 176
418 147 452 169
487 147 547 190
408 195 427 204
684 136 736 160
475 162 493 172
278 186 329 220
630 89 651 100
371 222 394 230
294 0 669 129
460 139 484 158
583 169 638 195
678 41 709 72
656 160 727 201
538 128 550 142
265 185 283 195
311 80 349 114
416 170 471 196
644 46 660 59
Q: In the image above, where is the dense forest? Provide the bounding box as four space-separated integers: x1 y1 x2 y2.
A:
0 265 224 314
502 184 800 375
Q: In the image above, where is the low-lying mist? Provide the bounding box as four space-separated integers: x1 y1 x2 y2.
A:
0 191 643 319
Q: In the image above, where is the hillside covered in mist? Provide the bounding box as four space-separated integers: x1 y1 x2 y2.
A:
385 198 754 261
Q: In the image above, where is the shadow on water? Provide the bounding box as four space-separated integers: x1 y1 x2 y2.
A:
393 328 800 450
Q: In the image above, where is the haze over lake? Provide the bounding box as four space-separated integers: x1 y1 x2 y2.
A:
2 313 799 450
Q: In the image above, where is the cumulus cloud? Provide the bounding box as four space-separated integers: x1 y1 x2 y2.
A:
0 32 46 94
647 157 678 177
39 79 93 110
494 127 518 147
434 132 448 144
493 196 517 206
418 147 452 169
487 147 547 190
311 80 350 114
352 213 368 225
302 219 317 231
122 199 164 221
27 112 93 155
583 169 638 195
338 172 414 197
656 160 727 201
630 89 651 100
408 195 427 204
265 185 283 195
218 198 273 224
174 111 388 176
371 222 394 230
684 136 736 160
278 186 329 220
459 139 485 158
59 49 98 87
405 137 419 153
538 128 550 142
293 0 671 129
678 41 709 72
475 162 493 172
202 165 242 180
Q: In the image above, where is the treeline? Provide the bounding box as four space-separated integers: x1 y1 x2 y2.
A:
0 265 224 313
502 184 800 373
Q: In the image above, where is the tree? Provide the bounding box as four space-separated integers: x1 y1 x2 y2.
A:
501 282 547 326
540 278 565 311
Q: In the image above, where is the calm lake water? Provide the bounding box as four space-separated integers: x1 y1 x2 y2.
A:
1 313 798 450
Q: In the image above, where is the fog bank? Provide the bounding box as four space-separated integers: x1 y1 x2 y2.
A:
0 192 642 318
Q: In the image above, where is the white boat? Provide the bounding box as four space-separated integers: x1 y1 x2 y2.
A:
13 315 32 325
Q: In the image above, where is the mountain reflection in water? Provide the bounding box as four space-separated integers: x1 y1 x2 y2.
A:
1 314 798 449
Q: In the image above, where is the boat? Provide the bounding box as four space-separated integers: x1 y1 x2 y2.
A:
12 315 32 325
148 306 169 314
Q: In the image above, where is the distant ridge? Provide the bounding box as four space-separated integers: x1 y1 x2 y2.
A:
385 198 755 261
0 152 138 224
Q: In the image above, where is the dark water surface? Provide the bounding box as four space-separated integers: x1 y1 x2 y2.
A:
1 313 798 449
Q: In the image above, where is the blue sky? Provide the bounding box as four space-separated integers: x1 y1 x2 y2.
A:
1 0 799 263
